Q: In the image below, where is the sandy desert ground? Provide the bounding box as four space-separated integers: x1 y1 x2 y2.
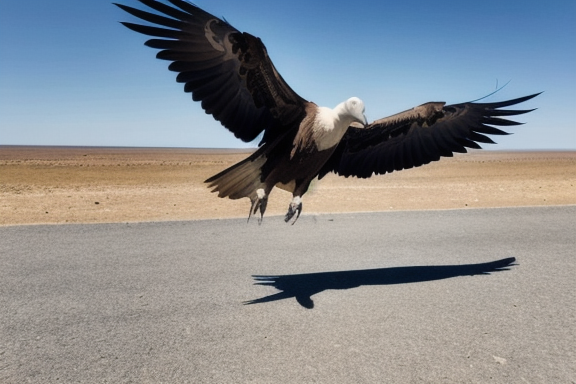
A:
1 146 575 226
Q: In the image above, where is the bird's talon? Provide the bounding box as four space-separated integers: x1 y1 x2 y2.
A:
249 189 267 224
284 199 302 224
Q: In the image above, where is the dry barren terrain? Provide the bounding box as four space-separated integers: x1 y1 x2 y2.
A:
1 146 575 226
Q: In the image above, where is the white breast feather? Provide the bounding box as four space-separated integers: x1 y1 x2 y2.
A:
313 107 349 151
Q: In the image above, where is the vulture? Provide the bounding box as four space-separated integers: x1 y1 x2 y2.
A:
115 0 539 224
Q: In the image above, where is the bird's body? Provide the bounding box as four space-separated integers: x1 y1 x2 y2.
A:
116 0 539 224
206 98 366 222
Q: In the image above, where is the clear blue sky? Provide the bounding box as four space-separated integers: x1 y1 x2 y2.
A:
1 0 574 149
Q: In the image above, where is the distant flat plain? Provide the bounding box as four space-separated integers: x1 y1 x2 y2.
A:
1 146 575 225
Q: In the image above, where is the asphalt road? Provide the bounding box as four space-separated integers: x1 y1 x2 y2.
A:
1 206 575 383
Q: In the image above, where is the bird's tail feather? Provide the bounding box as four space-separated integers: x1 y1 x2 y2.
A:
205 152 267 201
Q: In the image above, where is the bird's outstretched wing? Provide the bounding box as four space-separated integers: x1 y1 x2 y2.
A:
319 93 540 179
115 0 307 144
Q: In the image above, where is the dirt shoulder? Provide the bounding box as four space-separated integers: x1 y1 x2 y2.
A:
1 146 575 226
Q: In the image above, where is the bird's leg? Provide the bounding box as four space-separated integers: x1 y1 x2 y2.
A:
284 196 302 225
248 188 268 225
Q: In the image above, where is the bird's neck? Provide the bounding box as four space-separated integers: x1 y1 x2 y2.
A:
312 104 353 150
333 101 357 128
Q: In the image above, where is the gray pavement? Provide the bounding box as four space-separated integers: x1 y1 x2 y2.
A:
1 206 575 383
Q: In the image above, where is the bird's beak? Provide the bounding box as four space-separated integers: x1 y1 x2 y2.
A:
350 115 368 129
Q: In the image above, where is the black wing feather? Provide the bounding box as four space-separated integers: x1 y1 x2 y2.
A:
319 93 540 179
115 0 307 144
120 22 181 39
116 4 184 29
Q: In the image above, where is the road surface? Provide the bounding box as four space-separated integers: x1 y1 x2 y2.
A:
1 206 574 383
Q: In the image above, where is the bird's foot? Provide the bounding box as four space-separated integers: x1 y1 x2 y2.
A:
284 196 302 225
248 188 268 225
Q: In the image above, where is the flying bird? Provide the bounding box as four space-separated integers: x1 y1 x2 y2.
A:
115 0 539 224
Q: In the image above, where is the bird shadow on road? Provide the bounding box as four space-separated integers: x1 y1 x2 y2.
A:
244 257 516 309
